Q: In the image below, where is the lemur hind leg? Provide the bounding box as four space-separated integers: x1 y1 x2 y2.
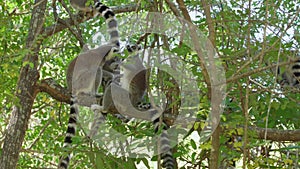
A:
88 69 122 138
88 104 105 138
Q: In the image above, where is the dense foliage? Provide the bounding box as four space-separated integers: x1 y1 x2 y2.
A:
0 0 299 168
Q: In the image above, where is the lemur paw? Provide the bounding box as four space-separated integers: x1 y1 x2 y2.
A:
113 74 123 81
91 104 103 112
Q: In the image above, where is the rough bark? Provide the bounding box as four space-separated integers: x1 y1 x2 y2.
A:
0 1 47 169
254 127 300 142
37 78 71 104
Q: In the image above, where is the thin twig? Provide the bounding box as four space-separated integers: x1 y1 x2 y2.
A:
229 7 300 78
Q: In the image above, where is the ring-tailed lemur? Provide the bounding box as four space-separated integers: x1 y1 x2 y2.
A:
98 43 175 169
279 58 300 88
63 0 175 168
124 44 175 169
59 1 120 168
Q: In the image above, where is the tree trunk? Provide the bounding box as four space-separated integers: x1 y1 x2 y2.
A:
0 1 47 168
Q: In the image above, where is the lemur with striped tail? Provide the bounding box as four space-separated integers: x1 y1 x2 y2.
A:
59 1 120 168
60 0 175 168
100 43 175 169
279 58 300 88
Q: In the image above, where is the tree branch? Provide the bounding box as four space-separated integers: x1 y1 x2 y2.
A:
43 4 143 39
37 78 70 104
36 78 102 108
200 0 215 46
166 0 212 98
37 78 300 142
252 127 300 142
52 0 85 47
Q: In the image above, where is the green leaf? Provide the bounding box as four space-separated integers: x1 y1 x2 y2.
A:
190 139 197 150
141 158 150 169
22 61 34 69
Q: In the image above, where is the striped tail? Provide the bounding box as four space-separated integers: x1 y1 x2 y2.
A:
279 59 300 87
127 42 174 168
59 96 78 169
94 1 121 77
153 118 175 169
59 2 120 168
93 2 120 51
291 59 300 86
137 102 175 169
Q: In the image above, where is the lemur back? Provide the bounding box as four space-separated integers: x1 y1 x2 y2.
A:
59 1 120 169
69 0 92 12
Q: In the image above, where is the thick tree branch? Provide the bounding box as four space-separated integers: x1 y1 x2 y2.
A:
221 125 300 142
196 1 219 168
36 78 102 108
164 0 181 17
37 78 70 104
253 127 300 142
